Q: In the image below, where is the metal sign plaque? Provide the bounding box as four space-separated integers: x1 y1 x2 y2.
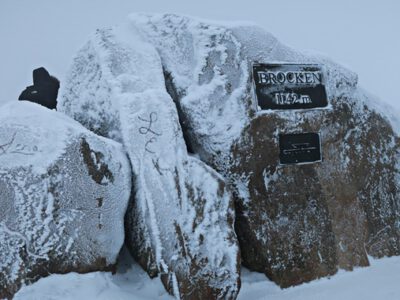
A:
279 133 321 165
253 63 328 110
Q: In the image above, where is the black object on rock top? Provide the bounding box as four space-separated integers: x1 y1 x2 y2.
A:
18 67 60 110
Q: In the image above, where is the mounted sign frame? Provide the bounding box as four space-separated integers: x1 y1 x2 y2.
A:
253 63 328 110
279 132 322 165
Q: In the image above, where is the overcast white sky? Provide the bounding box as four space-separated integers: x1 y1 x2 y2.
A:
0 0 399 108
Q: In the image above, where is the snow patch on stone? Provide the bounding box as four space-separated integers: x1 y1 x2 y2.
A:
59 22 240 299
0 102 131 298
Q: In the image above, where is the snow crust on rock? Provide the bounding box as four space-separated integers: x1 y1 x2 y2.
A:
118 13 400 181
59 22 240 299
120 13 400 288
0 101 131 298
0 101 87 173
58 12 400 294
124 13 359 166
354 87 400 136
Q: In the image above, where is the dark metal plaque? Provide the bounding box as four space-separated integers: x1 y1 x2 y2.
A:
253 63 328 110
279 133 321 165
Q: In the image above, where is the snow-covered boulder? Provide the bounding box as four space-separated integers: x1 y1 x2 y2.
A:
0 102 131 299
230 92 400 287
59 24 240 299
123 14 400 287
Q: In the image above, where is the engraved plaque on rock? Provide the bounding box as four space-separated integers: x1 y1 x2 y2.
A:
253 63 328 110
279 133 322 165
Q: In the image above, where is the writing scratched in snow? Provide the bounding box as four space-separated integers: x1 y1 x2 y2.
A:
0 132 39 156
138 112 162 154
151 157 170 175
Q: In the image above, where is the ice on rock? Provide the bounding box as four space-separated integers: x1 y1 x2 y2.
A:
0 101 131 299
59 12 400 292
124 13 400 288
59 22 240 299
127 13 359 167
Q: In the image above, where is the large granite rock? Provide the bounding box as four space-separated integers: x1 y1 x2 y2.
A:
59 24 240 299
124 14 400 287
230 95 400 287
0 102 131 299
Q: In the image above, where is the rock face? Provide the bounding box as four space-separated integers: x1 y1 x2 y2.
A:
59 24 240 299
230 95 400 287
0 102 132 299
123 14 400 287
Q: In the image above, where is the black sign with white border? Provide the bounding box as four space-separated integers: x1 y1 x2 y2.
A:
253 63 328 110
279 132 322 165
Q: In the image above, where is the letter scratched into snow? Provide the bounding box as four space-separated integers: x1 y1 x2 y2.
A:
138 112 161 154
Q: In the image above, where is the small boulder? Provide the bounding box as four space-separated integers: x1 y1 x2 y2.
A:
0 101 131 299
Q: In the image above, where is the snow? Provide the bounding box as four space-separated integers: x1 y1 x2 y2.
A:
355 87 400 136
58 12 399 298
0 1 399 110
124 13 363 170
0 2 399 299
15 249 174 300
239 256 400 300
129 13 252 160
59 20 240 298
0 101 79 174
0 101 127 174
0 101 132 297
15 255 400 300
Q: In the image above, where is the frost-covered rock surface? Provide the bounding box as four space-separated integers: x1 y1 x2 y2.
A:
0 101 131 299
120 14 400 288
59 23 240 299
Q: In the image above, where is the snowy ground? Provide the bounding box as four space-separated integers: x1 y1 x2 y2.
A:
15 249 400 300
239 257 400 300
